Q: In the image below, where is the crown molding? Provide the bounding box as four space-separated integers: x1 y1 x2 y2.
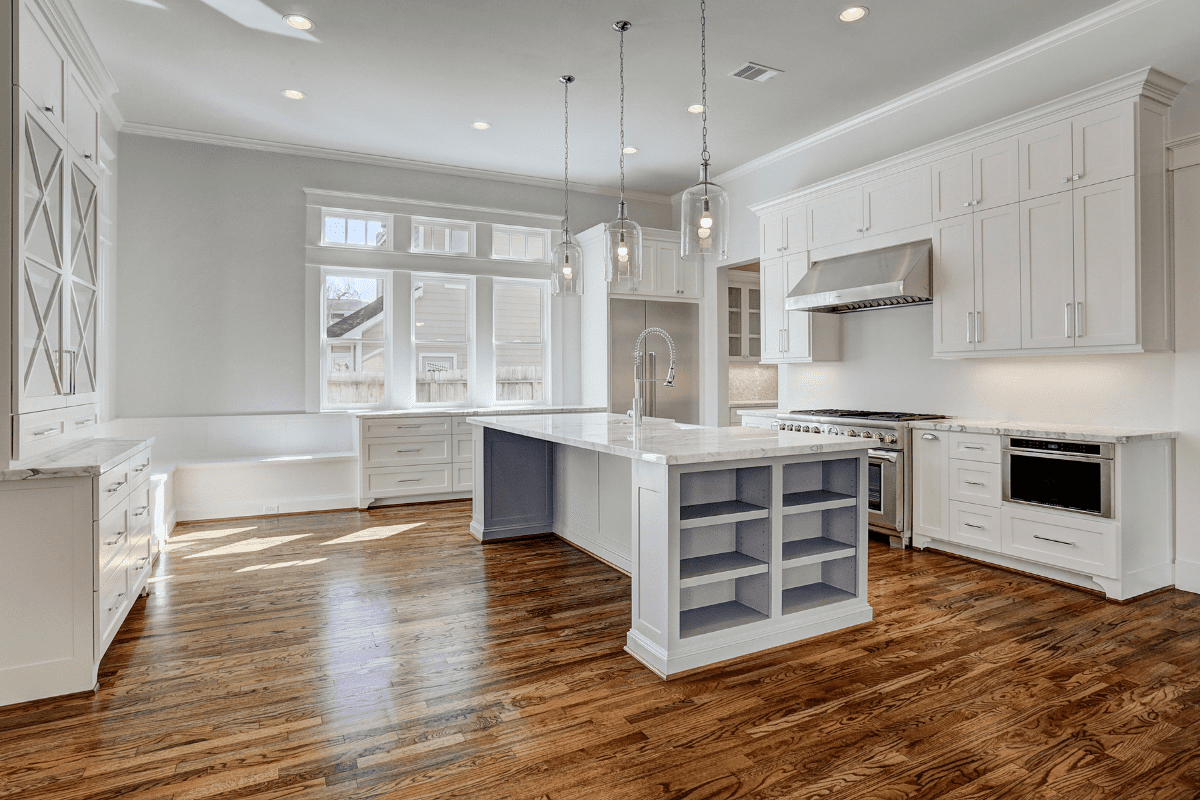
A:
303 188 565 224
707 0 1175 194
121 122 673 205
749 66 1183 215
1168 134 1200 171
38 0 124 129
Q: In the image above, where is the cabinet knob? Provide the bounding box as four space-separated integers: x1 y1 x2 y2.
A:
1072 174 1082 181
963 202 971 207
855 228 863 233
44 105 55 114
1062 177 1072 184
84 153 93 160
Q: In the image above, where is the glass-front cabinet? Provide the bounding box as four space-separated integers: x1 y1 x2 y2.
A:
727 271 761 361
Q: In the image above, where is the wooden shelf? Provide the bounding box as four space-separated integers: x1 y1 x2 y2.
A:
679 499 769 529
782 489 856 514
782 582 857 615
782 538 856 566
680 601 769 639
679 552 768 588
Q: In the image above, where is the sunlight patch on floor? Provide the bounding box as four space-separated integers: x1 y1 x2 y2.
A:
184 534 309 559
320 523 425 546
237 558 327 573
171 526 257 543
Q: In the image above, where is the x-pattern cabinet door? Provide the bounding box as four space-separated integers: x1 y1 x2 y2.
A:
16 100 70 413
66 156 100 404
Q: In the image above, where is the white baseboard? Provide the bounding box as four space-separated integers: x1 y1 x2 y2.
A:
1177 559 1200 594
175 493 360 523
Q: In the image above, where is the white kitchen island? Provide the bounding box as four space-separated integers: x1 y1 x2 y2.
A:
468 412 875 678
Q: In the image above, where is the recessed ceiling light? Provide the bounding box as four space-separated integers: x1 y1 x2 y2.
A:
623 146 638 154
473 121 491 130
687 104 705 114
281 89 306 100
839 6 869 22
283 14 314 30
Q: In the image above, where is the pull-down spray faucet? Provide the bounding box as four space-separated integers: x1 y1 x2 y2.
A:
631 328 676 427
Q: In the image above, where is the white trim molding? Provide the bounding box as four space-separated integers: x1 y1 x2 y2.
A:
1177 559 1200 595
1168 134 1200 171
38 0 123 128
122 122 673 205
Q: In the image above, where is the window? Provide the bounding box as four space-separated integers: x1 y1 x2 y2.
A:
413 274 472 404
411 217 473 255
493 280 546 403
322 211 389 248
322 271 388 407
492 225 550 262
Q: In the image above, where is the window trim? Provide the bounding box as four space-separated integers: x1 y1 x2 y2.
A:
491 224 552 263
320 209 391 249
412 272 475 407
320 267 391 411
410 216 476 257
491 277 549 406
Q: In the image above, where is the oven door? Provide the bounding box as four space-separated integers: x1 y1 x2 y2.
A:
868 448 904 534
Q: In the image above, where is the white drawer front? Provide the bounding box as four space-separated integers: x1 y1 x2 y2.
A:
453 464 473 492
452 417 476 435
96 554 131 650
1003 506 1118 579
363 436 452 467
129 448 153 481
98 459 133 518
364 465 454 497
97 500 131 572
128 480 152 531
363 416 453 438
948 501 1001 552
948 432 1001 463
948 459 1002 508
128 529 153 585
453 435 473 463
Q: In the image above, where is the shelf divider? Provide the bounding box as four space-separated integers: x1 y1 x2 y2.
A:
782 582 857 615
782 538 856 566
782 489 856 515
679 499 769 529
680 601 769 639
679 552 768 588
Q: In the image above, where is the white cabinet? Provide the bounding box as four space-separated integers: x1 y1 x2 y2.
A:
948 502 1001 552
613 233 697 299
807 187 863 250
1018 120 1073 201
932 152 972 221
760 254 840 364
16 0 68 135
726 272 761 362
760 203 807 259
1003 505 1118 580
1073 177 1137 347
862 166 932 238
1071 102 1135 189
912 430 948 541
931 216 976 354
1019 192 1075 349
65 68 99 161
932 140 1019 219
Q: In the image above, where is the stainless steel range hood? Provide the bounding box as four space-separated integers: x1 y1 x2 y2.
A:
785 240 932 314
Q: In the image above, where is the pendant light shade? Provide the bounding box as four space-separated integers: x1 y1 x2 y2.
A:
605 21 642 286
551 75 583 296
680 0 729 262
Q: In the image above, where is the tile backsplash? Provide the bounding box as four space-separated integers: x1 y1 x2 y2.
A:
729 364 778 403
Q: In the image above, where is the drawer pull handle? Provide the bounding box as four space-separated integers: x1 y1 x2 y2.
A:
134 464 149 473
32 427 58 437
964 480 986 486
962 445 985 451
133 557 149 571
963 522 985 529
75 419 94 427
1033 534 1076 547
105 530 127 545
106 481 127 493
133 506 149 517
394 449 421 454
107 592 127 612
921 433 938 440
396 478 421 483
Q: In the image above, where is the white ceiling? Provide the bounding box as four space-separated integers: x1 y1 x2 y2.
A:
77 0 1138 196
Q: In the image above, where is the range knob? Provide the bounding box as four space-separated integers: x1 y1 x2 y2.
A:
827 426 839 436
875 432 885 442
846 429 858 437
885 434 897 444
801 425 811 433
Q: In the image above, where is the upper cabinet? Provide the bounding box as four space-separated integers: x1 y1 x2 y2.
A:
759 253 841 364
807 165 933 250
1018 102 1136 201
578 227 700 301
759 204 806 259
932 139 1019 219
17 1 68 136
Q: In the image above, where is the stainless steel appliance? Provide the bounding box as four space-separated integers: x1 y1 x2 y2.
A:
786 240 932 314
609 299 699 425
1002 436 1115 519
772 409 948 545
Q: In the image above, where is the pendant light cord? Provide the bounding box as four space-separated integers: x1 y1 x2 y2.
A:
700 0 710 169
619 25 626 205
563 77 570 235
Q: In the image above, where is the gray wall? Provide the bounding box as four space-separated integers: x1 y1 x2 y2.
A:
115 134 672 417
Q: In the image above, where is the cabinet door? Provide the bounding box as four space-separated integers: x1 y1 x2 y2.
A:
16 102 70 414
972 138 1020 210
1071 101 1135 189
948 502 1002 552
66 157 101 404
973 204 1022 351
760 212 783 258
932 152 973 221
17 1 67 134
862 165 932 237
912 430 948 541
781 204 807 255
931 217 976 354
746 283 761 360
65 68 99 161
1073 177 1137 347
1019 193 1075 350
807 187 863 250
1018 120 1073 201
629 242 656 293
658 241 695 297
759 257 784 363
727 284 744 359
782 252 812 360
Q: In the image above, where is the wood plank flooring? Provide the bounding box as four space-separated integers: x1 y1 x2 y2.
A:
3 500 1200 799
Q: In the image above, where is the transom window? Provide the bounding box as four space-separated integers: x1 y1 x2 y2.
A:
411 217 473 255
321 270 389 408
493 280 547 403
492 225 550 262
322 210 389 248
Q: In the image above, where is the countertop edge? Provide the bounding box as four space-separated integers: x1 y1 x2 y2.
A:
908 420 1178 444
1 437 155 482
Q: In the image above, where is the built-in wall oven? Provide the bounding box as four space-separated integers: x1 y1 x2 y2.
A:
1002 436 1114 518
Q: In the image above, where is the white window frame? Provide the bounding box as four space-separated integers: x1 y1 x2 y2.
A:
412 273 475 407
320 268 391 411
492 278 550 406
491 224 551 263
410 216 475 256
320 209 391 249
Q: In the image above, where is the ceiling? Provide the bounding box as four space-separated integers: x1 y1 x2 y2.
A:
77 0 1130 196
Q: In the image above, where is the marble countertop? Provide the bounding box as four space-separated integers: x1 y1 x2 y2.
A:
729 401 778 409
737 408 782 417
909 419 1177 444
354 405 604 419
1 437 154 482
469 412 872 465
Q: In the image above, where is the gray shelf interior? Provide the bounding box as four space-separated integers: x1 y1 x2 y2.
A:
679 498 767 522
782 488 856 512
782 537 856 564
781 583 857 615
680 551 767 582
782 555 856 615
680 571 770 638
679 465 772 525
782 459 858 506
680 601 769 639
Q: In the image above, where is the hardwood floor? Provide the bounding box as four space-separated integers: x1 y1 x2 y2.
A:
3 501 1200 799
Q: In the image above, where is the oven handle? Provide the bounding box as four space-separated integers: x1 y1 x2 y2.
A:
868 449 900 463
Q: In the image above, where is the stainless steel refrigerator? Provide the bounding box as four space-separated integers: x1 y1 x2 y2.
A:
609 298 700 425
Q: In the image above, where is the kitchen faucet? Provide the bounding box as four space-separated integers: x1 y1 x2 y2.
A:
630 328 676 427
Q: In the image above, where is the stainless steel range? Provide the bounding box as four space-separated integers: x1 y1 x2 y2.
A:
771 409 948 547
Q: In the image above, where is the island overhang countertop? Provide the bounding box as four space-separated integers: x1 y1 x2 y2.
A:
468 412 873 465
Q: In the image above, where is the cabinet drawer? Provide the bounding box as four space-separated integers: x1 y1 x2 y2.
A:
362 416 452 438
1003 506 1118 579
948 459 1001 507
453 435 474 463
98 459 133 518
452 417 476 435
128 528 154 585
948 501 1001 552
13 405 99 461
97 501 132 573
127 479 152 531
948 432 1001 463
363 435 452 468
453 464 473 492
97 555 130 648
363 465 454 497
129 449 153 482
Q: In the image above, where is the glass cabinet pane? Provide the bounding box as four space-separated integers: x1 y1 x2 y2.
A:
749 337 761 358
729 336 741 357
749 311 760 336
749 288 760 311
729 310 741 334
728 286 741 309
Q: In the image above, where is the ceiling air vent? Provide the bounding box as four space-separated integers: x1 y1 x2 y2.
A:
730 62 783 83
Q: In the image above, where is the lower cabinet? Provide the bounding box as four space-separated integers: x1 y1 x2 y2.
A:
948 501 1001 551
1003 505 1117 579
911 430 947 541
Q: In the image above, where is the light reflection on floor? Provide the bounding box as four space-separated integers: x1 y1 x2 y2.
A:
236 558 327 572
170 526 257 543
320 523 424 547
182 534 309 558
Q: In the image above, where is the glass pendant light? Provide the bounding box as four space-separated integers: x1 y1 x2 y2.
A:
680 0 729 262
604 20 642 286
551 75 583 296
